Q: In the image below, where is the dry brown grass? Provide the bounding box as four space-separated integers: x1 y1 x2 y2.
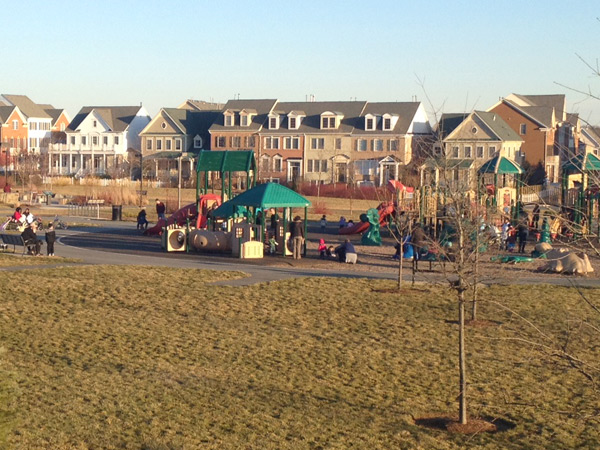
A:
0 268 598 448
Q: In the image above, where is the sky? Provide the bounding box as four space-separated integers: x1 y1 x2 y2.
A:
2 0 600 125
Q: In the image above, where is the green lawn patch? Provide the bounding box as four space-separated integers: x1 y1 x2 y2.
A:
0 268 597 449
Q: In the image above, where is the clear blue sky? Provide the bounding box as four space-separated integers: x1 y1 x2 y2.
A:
3 0 600 125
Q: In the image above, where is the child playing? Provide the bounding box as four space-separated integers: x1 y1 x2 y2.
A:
318 238 327 259
506 226 517 252
45 222 56 256
137 207 148 230
320 215 327 232
268 234 278 255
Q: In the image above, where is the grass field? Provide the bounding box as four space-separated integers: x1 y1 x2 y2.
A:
0 266 598 449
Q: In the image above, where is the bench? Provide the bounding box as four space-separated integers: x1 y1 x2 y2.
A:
0 234 38 256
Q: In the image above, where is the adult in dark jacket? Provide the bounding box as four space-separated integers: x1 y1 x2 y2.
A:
335 239 357 263
289 216 304 259
21 224 42 256
517 222 529 254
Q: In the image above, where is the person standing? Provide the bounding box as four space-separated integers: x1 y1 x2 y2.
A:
320 215 327 233
289 215 304 260
45 222 56 256
155 199 166 221
3 183 11 193
517 221 529 254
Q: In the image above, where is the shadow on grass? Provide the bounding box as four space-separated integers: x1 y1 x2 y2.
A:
414 415 516 434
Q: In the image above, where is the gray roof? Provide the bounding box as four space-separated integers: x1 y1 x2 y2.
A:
67 106 142 132
210 99 278 132
582 126 600 146
0 106 15 123
474 111 522 142
179 99 224 111
437 113 469 138
504 94 566 128
270 101 367 134
1 94 51 119
44 108 66 125
356 102 421 135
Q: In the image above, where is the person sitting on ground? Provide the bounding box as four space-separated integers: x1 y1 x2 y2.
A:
318 238 327 259
346 219 354 227
21 223 42 256
335 238 358 264
326 245 335 258
137 208 148 230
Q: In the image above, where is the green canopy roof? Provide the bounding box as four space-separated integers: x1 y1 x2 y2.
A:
562 152 600 173
211 201 247 219
195 150 256 173
228 183 312 209
478 156 523 175
421 158 475 170
143 151 197 161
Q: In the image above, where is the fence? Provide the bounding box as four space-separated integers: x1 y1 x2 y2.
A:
67 203 109 219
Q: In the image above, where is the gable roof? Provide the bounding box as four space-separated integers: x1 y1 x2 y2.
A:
478 155 524 175
356 102 421 134
210 99 278 132
195 150 256 173
228 182 311 208
162 108 220 136
44 108 68 126
582 126 600 147
563 152 600 173
0 106 16 123
177 99 224 111
474 111 522 141
1 94 51 119
67 106 143 132
500 94 567 128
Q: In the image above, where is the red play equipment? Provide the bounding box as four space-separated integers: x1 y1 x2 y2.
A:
339 202 395 235
144 194 222 236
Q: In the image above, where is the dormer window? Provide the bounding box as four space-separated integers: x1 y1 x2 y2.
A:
193 135 203 148
289 117 296 129
224 111 234 127
381 113 399 131
383 118 391 130
287 111 305 130
366 118 375 130
268 114 280 130
241 115 248 127
239 109 256 127
322 116 335 129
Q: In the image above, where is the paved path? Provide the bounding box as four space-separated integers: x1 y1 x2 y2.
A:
4 216 600 288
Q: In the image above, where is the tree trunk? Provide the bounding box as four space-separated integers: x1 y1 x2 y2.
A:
472 227 479 321
458 287 467 425
398 245 403 290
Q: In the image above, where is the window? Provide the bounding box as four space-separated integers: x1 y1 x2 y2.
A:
321 160 328 172
156 139 162 151
307 159 328 173
273 157 282 172
166 139 172 150
284 137 299 149
388 139 398 151
366 118 375 130
321 116 335 129
383 118 392 130
30 122 37 131
265 137 279 149
175 139 182 150
373 139 383 151
433 145 443 156
81 136 87 146
224 114 233 127
71 136 76 145
520 123 527 135
269 117 279 129
471 127 477 134
488 146 496 157
114 136 119 145
193 136 202 148
311 138 325 149
476 146 484 158
260 155 270 172
464 146 472 158
289 117 296 129
452 146 459 157
93 120 97 127
248 136 256 147
232 136 241 147
92 136 98 146
12 120 18 130
240 115 248 127
60 123 66 132
335 138 342 150
356 139 367 151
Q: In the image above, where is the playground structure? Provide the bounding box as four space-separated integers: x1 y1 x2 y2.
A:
560 152 600 236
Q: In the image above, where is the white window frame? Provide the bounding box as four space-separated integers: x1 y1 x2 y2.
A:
311 138 324 150
175 139 182 150
12 120 18 130
224 114 233 127
365 116 376 131
269 116 279 130
240 115 248 127
464 146 472 158
273 156 283 172
156 139 162 151
383 117 392 131
488 146 496 157
321 116 336 129
452 146 459 158
194 136 203 148
374 139 383 152
357 139 367 152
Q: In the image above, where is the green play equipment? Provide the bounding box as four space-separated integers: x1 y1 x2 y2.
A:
477 155 524 221
361 208 382 246
561 152 600 235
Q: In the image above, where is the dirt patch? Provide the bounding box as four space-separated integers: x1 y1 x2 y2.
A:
414 415 515 434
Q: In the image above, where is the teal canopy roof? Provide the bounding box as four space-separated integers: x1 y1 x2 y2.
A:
228 183 312 209
562 152 600 173
478 156 523 175
195 150 256 173
211 201 247 219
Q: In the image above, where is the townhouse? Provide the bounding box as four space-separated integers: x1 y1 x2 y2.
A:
0 105 28 171
579 126 600 156
0 95 52 155
61 105 150 176
488 94 578 183
140 106 221 180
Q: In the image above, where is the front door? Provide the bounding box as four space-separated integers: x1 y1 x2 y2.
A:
287 160 301 183
335 163 347 183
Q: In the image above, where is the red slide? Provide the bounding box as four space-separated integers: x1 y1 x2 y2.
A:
338 202 395 235
144 194 222 236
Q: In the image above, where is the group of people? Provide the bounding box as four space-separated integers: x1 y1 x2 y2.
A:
318 238 357 263
501 218 529 254
9 207 56 256
136 199 167 230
